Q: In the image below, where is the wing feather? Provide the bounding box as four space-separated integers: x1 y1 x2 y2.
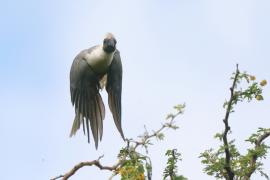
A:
106 50 125 139
70 51 105 148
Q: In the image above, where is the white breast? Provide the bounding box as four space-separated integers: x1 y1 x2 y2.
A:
84 46 114 74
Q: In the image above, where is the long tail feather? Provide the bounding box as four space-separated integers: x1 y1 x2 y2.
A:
70 112 80 137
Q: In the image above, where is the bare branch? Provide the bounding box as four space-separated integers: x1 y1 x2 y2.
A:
51 156 123 180
51 175 64 180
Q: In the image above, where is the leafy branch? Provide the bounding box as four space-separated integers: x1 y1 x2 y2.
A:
200 64 269 180
51 104 186 180
243 128 270 179
163 149 187 180
222 64 240 179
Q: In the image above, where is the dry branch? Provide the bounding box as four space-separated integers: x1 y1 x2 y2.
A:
50 156 122 180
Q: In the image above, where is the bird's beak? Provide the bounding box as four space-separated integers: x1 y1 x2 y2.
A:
107 39 115 49
103 39 116 53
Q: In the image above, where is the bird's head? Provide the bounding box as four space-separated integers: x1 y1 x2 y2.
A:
102 33 117 53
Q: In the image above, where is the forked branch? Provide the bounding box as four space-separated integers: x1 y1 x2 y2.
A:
50 156 123 180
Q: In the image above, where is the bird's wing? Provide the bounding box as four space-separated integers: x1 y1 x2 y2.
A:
70 50 105 148
106 50 125 139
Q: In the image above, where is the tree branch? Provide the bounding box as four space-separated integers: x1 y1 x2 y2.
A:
52 105 184 180
130 109 182 150
50 156 123 180
222 64 239 180
256 131 270 146
244 130 270 179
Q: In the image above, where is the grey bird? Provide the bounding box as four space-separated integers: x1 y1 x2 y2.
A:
69 33 124 149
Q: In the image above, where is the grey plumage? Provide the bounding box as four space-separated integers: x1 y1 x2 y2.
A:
106 50 124 139
69 33 124 149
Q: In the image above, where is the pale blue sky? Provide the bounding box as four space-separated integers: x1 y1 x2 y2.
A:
1 0 270 179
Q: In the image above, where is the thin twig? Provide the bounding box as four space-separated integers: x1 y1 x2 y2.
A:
51 175 64 180
133 111 182 149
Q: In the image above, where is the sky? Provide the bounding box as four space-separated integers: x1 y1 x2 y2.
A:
1 0 270 179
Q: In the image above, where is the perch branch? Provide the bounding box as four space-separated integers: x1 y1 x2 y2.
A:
50 155 123 180
52 105 184 180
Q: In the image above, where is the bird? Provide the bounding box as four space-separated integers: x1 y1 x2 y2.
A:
69 33 124 149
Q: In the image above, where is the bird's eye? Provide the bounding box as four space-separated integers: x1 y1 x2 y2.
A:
103 39 107 44
114 39 117 44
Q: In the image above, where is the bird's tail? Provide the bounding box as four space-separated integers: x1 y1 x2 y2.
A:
70 112 83 137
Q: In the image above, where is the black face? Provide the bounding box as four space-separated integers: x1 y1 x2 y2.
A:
103 38 117 53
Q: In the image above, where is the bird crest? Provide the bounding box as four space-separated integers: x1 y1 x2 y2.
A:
104 32 115 39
